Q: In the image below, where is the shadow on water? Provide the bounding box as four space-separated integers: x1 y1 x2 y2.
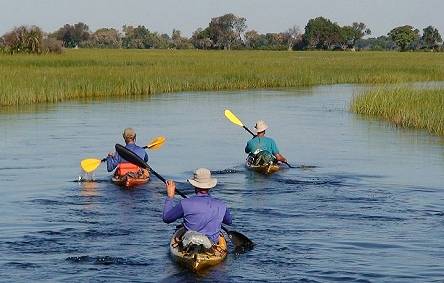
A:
65 255 150 266
211 168 244 175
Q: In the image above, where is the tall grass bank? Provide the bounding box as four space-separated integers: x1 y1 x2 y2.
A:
351 88 444 136
1 49 444 106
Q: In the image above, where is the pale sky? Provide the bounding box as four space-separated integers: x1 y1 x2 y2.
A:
1 0 442 37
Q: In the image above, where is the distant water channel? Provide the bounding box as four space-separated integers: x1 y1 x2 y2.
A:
1 85 443 282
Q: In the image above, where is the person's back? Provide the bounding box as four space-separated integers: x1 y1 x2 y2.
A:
120 143 147 161
107 128 148 172
180 193 228 243
244 120 287 164
245 136 278 155
163 168 232 244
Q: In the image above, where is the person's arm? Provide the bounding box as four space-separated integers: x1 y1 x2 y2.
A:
162 180 184 223
106 152 120 172
144 152 149 162
245 139 253 154
222 207 233 225
163 199 184 223
275 153 287 163
271 140 287 163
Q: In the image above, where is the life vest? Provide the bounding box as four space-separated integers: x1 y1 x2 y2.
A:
116 162 141 176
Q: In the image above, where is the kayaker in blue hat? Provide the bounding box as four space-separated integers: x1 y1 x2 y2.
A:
106 128 149 174
163 168 232 245
245 120 287 166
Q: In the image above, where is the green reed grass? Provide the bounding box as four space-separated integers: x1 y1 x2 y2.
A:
1 49 444 107
351 88 444 136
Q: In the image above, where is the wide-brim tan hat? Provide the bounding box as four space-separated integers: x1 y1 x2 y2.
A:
187 168 217 189
254 120 268 133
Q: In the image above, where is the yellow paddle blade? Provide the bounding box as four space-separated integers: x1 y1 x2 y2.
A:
80 158 102 173
147 136 166 150
224 109 244 127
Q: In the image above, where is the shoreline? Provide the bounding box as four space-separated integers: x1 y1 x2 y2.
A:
2 49 444 136
1 49 444 107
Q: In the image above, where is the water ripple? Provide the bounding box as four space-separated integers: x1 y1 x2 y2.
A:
66 255 150 266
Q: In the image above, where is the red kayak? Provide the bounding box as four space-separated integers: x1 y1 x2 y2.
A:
111 163 150 188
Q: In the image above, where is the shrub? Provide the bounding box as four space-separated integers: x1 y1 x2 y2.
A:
42 37 63 54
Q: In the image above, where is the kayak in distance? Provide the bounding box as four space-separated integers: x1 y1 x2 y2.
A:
245 154 281 175
111 167 150 188
169 227 228 272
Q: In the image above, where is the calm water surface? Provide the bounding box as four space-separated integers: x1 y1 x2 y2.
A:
1 85 444 282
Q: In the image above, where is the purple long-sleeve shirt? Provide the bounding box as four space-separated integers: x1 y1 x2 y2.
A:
163 192 232 243
106 143 148 172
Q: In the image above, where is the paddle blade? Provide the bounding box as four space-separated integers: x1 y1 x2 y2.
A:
224 109 244 127
227 230 255 254
115 144 149 170
147 136 166 150
80 159 102 173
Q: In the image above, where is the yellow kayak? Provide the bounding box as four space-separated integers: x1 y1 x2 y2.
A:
169 228 228 272
245 161 281 175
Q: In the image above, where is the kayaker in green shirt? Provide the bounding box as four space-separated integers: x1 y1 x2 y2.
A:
245 120 287 165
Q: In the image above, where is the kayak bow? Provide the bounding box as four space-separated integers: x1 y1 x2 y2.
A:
169 227 228 272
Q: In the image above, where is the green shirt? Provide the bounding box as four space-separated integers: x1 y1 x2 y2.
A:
245 136 279 155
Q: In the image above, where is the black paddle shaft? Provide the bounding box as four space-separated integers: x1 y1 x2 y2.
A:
115 144 186 198
243 126 256 137
115 143 254 252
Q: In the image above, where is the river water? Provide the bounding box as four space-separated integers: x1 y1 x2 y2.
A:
1 85 443 282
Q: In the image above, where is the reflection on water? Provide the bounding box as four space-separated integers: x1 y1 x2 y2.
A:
79 181 99 197
1 85 444 282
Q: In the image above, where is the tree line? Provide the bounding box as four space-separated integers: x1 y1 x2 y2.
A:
1 14 442 54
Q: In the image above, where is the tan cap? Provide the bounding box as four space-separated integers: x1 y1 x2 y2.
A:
254 120 268 133
187 168 217 189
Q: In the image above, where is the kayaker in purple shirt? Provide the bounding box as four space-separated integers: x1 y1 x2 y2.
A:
163 168 232 244
106 128 148 172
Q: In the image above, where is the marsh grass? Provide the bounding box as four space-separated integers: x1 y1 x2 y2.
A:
1 49 444 106
351 88 444 136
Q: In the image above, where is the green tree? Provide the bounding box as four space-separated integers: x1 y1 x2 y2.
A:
356 36 396 51
244 30 261 49
122 25 151 49
388 25 420 51
151 32 171 49
2 26 44 54
53 22 90 48
422 26 442 50
341 22 371 49
122 26 171 49
42 37 63 53
171 29 192 49
208 13 247 50
26 26 43 53
304 17 344 49
191 28 213 49
265 33 288 50
3 26 26 53
88 28 121 48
